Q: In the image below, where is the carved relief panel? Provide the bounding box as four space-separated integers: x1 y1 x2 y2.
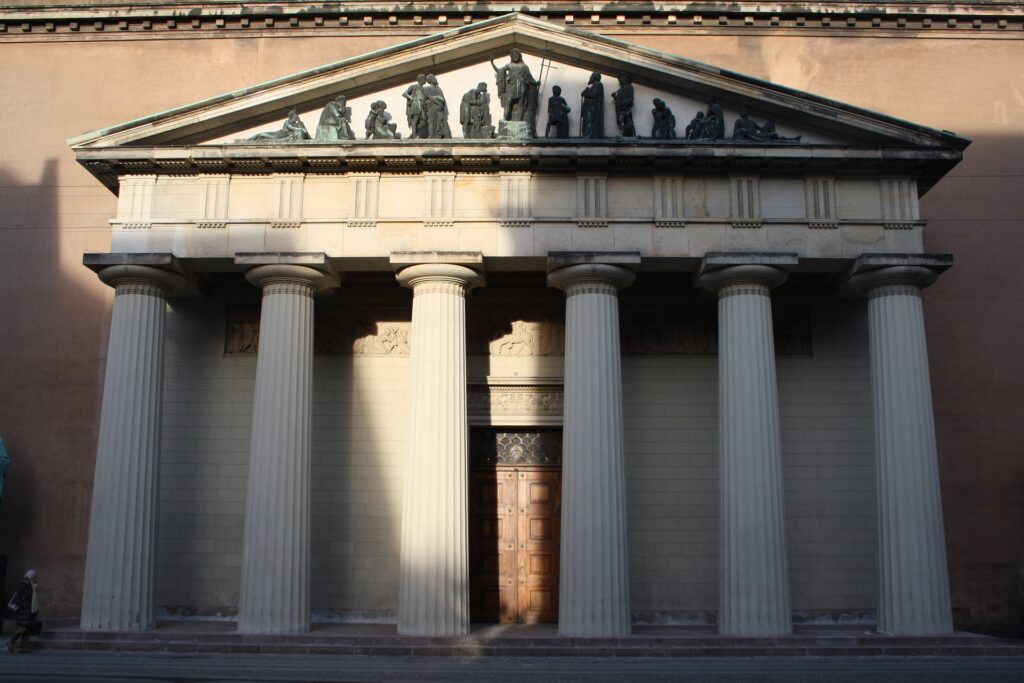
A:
226 305 810 356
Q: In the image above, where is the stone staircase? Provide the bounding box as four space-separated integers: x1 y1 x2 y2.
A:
29 623 1024 657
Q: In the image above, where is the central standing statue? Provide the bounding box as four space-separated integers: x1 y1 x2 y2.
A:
491 48 540 137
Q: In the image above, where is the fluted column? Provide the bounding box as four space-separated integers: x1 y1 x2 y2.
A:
81 265 185 631
699 264 791 637
237 264 333 634
395 262 483 636
548 263 635 637
848 265 953 635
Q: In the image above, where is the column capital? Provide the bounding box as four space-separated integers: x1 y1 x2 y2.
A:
391 251 484 293
844 253 952 297
244 264 338 293
96 264 186 297
546 250 640 293
237 252 339 292
547 263 636 294
696 265 788 295
695 252 796 295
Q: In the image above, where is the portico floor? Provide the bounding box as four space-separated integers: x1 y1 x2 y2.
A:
19 622 1024 657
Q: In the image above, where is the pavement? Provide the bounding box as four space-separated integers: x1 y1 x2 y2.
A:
1 651 1024 682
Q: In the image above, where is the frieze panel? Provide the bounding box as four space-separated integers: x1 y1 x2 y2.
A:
225 306 411 356
467 310 565 357
226 305 810 356
468 385 564 417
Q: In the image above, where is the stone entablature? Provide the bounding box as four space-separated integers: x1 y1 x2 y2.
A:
108 169 925 261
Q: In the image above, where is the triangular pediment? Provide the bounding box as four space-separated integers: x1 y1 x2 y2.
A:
69 13 968 195
70 12 966 151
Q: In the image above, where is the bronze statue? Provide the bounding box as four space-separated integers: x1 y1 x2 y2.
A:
460 83 494 139
364 101 400 139
247 109 310 143
422 75 452 139
611 75 636 138
491 48 539 127
315 95 356 142
402 75 428 139
580 72 604 139
685 98 726 141
651 98 676 140
732 111 801 142
545 85 571 138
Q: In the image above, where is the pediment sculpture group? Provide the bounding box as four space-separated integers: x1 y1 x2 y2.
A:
244 49 801 144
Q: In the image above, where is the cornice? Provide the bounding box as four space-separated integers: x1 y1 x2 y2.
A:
3 2 1023 40
74 141 965 195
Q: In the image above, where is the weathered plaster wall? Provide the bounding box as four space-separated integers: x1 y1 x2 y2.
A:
0 17 1020 628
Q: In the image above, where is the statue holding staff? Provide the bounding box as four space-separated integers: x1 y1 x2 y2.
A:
490 48 539 123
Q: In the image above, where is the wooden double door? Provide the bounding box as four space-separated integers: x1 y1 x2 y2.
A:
469 429 562 624
470 467 561 623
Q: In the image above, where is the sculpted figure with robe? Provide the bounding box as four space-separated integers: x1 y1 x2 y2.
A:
732 111 802 142
491 48 539 130
611 75 636 138
315 95 356 142
422 74 452 139
364 101 400 139
460 83 494 139
247 109 310 143
402 75 429 139
651 98 676 140
580 72 605 139
545 85 571 138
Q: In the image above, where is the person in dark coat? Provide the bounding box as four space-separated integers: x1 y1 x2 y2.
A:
7 570 39 653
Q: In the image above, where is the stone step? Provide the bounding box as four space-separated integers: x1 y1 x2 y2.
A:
31 629 1024 658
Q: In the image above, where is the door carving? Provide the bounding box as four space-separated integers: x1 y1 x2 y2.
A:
469 429 561 624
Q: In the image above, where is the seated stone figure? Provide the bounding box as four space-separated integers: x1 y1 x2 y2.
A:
364 101 401 140
315 95 356 142
651 98 676 140
732 112 802 142
247 109 310 142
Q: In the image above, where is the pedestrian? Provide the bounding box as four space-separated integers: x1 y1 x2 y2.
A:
7 569 40 653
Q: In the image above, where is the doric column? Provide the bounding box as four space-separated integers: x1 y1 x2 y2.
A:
394 255 483 636
698 260 792 637
237 262 337 634
848 261 953 635
548 256 637 637
81 264 185 631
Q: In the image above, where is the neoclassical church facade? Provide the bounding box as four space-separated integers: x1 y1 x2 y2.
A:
1 2 1021 638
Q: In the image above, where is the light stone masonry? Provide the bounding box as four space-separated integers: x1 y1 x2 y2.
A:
698 263 792 636
549 260 636 637
394 258 483 636
81 265 185 631
237 263 338 634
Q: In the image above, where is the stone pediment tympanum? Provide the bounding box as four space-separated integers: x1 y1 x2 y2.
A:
69 12 966 194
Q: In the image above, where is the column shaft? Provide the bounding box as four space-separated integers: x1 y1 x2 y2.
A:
81 267 181 631
550 264 633 637
237 269 318 634
868 283 952 635
701 265 791 637
396 265 480 636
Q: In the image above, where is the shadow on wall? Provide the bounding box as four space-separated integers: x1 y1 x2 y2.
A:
919 134 1024 636
0 158 114 619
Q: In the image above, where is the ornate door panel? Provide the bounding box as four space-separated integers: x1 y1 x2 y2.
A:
469 469 518 623
516 469 561 624
469 429 562 624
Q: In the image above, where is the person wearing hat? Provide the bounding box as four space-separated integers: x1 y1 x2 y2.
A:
7 570 39 653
